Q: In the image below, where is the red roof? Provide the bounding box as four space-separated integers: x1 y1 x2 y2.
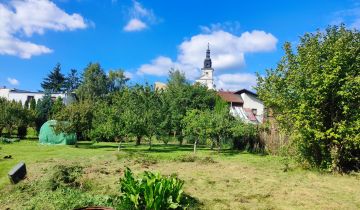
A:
218 91 244 103
244 108 257 121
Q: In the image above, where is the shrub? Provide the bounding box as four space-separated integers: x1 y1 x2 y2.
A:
178 154 198 162
256 25 360 172
0 137 11 144
49 164 84 190
119 168 185 210
17 125 27 139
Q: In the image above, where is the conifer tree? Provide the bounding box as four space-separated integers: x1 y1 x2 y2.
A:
41 63 66 93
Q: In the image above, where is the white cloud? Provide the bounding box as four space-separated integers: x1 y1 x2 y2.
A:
124 18 147 32
0 0 88 59
137 29 277 80
215 73 257 91
138 56 176 76
200 21 241 34
124 71 134 79
332 7 360 29
7 77 19 85
123 0 158 32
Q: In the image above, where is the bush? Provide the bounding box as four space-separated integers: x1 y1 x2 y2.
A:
0 137 11 144
17 126 27 139
119 168 186 209
231 122 265 153
178 154 198 162
256 25 360 172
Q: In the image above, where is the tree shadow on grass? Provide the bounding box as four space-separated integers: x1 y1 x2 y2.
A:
120 143 211 154
182 193 203 209
75 142 119 149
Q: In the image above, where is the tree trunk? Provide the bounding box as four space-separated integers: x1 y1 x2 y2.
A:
193 139 198 153
136 136 141 145
149 136 152 150
217 136 222 153
210 140 215 150
178 135 183 146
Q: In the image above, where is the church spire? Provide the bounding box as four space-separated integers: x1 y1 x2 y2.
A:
204 43 212 68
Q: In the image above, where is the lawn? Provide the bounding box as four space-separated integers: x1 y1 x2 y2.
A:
0 140 360 210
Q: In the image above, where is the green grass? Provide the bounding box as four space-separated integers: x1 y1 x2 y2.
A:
1 140 360 209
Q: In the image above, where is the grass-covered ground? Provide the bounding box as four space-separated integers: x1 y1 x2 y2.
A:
0 140 360 210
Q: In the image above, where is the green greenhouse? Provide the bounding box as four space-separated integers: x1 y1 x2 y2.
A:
39 120 77 145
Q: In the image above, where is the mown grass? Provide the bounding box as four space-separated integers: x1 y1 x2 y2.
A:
0 140 360 209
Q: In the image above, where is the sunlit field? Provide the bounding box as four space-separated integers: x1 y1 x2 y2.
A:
1 140 359 210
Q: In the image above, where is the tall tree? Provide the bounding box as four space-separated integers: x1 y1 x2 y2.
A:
55 100 94 140
182 109 211 153
64 69 81 93
108 69 129 92
41 63 66 93
76 63 108 100
256 25 360 172
35 92 53 132
163 69 217 145
121 86 147 146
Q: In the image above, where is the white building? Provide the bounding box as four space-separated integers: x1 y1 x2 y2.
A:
0 87 69 106
218 89 265 124
195 44 215 89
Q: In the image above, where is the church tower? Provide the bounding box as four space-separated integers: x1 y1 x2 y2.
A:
195 44 215 89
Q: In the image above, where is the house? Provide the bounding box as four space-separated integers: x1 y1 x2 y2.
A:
218 89 264 124
0 87 73 106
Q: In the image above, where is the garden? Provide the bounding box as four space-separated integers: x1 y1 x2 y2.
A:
0 25 359 209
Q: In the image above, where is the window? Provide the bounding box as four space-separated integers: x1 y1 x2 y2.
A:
252 109 257 115
25 96 34 108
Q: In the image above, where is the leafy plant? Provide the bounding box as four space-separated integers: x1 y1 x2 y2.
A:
119 168 185 210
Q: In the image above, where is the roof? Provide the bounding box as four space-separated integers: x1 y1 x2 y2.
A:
234 89 258 97
218 91 244 103
243 108 258 122
9 88 42 94
7 88 63 94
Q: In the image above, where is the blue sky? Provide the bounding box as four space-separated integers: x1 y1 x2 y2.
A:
0 0 359 91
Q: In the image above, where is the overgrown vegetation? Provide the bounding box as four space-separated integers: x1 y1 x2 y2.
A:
257 25 360 172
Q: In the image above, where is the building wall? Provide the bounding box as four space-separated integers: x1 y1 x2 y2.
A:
0 89 65 105
240 92 264 116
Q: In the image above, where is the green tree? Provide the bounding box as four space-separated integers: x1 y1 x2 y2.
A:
51 97 64 118
162 69 217 145
108 69 129 92
29 98 36 110
256 25 360 172
0 98 6 136
76 63 109 101
208 97 233 152
90 99 123 142
182 109 211 153
41 63 66 93
64 69 81 93
55 100 94 140
35 92 53 132
1 100 28 137
121 86 148 146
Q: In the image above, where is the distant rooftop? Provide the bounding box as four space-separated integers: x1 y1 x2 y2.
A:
218 91 244 103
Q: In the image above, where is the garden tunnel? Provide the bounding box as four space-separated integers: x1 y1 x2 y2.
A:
39 120 77 145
